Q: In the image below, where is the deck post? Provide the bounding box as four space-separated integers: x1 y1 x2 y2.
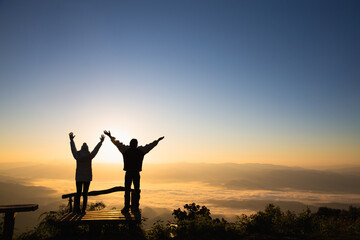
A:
3 211 16 240
68 197 73 212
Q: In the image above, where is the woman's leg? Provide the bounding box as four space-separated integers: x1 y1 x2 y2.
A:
74 181 82 213
82 181 90 213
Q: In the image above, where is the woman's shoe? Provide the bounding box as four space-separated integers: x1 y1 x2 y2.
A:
121 206 130 213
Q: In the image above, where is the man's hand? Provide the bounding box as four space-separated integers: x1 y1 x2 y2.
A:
100 134 105 142
103 130 112 137
69 132 75 141
158 136 164 142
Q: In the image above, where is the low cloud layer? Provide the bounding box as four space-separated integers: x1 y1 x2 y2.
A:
1 162 360 234
207 199 360 214
143 162 360 194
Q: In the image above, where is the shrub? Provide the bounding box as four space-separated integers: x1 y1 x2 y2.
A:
15 202 360 240
146 220 172 240
171 203 241 240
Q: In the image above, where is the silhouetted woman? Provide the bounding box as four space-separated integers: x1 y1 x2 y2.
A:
69 132 104 214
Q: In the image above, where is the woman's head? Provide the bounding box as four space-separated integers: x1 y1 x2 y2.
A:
81 143 89 152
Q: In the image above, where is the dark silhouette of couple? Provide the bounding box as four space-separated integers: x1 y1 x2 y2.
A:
69 131 164 214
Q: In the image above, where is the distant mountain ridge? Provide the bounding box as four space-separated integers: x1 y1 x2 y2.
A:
1 162 360 194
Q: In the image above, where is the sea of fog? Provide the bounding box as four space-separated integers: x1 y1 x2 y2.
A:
30 178 360 217
2 162 360 234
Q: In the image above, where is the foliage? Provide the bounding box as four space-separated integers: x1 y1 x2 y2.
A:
173 203 211 221
171 203 239 240
151 203 360 240
314 205 360 239
0 216 3 239
146 220 172 240
14 202 360 240
87 201 106 211
243 204 315 237
17 211 63 240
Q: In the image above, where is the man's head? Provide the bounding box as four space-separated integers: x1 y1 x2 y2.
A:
130 139 138 148
81 143 89 152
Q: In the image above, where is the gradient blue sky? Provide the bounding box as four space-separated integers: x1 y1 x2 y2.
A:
0 0 359 166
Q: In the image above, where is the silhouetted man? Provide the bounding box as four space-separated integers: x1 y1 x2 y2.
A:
104 130 164 213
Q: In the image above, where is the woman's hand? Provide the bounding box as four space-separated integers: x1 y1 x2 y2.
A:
100 134 105 142
69 132 75 140
104 130 112 138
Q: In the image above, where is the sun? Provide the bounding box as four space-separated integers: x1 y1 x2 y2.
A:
94 131 132 163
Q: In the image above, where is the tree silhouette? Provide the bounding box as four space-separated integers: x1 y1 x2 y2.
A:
173 203 211 221
15 202 360 240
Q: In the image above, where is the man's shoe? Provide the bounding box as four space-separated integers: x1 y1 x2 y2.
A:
131 207 140 213
73 208 81 215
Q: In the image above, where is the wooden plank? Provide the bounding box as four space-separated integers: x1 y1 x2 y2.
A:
0 204 38 213
58 209 141 224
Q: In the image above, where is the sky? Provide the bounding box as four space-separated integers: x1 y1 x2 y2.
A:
0 0 359 167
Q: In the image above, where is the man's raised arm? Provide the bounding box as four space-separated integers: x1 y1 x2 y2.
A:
103 130 116 142
140 136 164 154
103 130 128 153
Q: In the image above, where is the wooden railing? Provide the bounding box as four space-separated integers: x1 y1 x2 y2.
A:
62 186 133 212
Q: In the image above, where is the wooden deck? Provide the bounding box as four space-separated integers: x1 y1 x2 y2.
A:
58 209 141 224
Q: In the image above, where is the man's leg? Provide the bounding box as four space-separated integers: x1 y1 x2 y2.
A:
74 181 82 213
131 172 141 213
122 172 131 213
82 181 90 214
